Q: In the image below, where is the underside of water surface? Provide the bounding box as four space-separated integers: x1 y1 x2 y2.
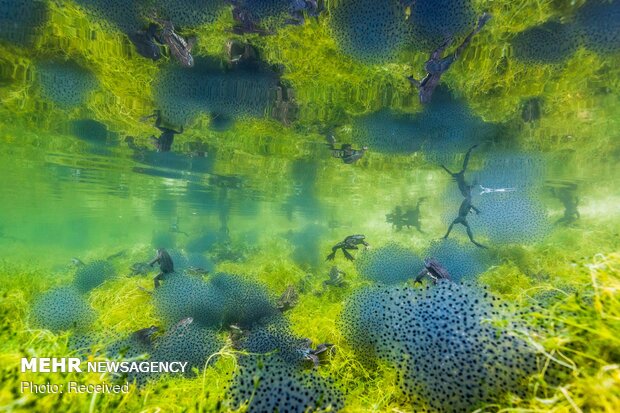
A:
0 0 619 412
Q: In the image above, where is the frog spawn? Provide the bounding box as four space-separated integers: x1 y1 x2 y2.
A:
228 354 344 413
575 0 620 54
154 272 278 328
73 260 116 293
340 282 539 412
0 0 48 46
31 286 95 332
426 238 493 282
36 60 98 109
330 0 408 64
355 242 422 285
406 0 477 52
511 21 580 64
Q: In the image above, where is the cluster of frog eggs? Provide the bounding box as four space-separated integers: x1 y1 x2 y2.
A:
155 58 279 126
511 0 620 63
229 353 344 412
73 0 226 33
0 0 47 46
340 282 539 412
36 60 98 110
356 242 422 285
352 88 497 160
32 261 116 332
329 0 476 63
439 151 550 246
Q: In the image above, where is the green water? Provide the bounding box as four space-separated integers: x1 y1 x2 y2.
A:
1 1 620 412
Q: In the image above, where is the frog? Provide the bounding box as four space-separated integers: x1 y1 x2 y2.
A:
230 2 272 35
148 248 175 288
287 0 322 25
325 134 367 164
141 110 183 152
326 235 369 261
386 198 426 233
298 339 335 368
128 23 162 61
443 184 487 249
408 13 491 104
276 285 299 312
549 181 580 225
131 325 160 346
153 19 196 67
130 261 151 276
323 266 347 288
225 39 259 69
415 257 452 284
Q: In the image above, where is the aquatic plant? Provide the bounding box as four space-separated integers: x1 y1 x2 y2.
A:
511 21 579 64
0 0 48 46
575 0 620 54
36 60 97 109
31 286 95 332
340 282 539 412
73 260 116 293
228 354 344 412
426 238 492 282
355 242 422 285
329 0 408 64
406 0 477 51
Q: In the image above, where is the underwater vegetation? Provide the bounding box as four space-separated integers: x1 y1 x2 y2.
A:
341 282 539 412
36 60 97 109
355 242 422 285
74 0 146 33
31 286 95 332
0 0 48 47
